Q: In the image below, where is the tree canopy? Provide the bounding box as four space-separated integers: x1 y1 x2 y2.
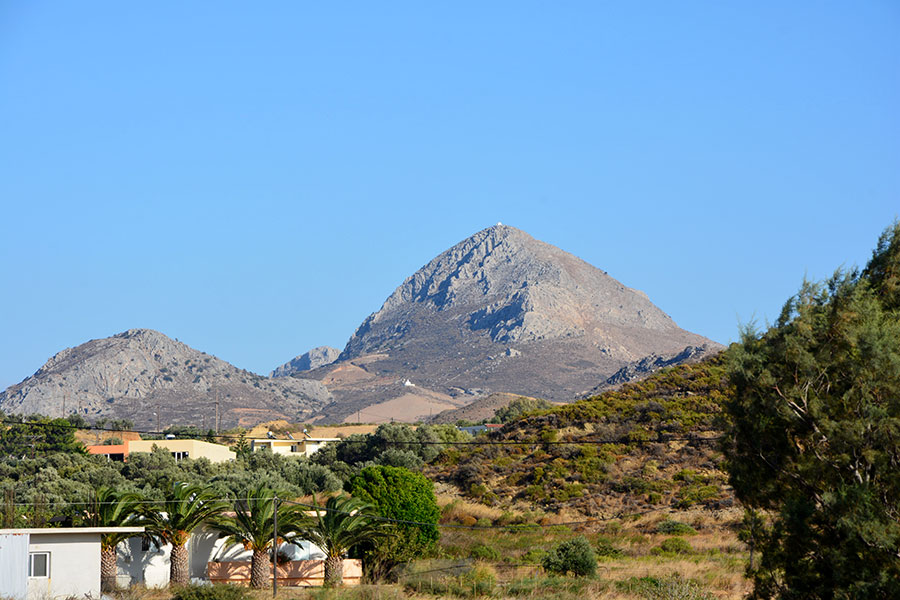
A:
349 465 440 578
724 222 900 598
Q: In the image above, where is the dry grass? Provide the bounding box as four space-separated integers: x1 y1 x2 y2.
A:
438 495 506 524
599 558 750 599
110 502 750 600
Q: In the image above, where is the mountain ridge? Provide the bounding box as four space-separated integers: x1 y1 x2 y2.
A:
0 329 331 428
303 224 721 422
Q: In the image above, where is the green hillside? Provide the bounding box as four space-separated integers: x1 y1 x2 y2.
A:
428 352 734 516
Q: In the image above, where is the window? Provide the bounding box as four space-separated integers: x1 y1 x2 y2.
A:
29 552 49 577
141 537 151 552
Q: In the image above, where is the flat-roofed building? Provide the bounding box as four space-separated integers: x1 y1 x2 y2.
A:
0 527 143 600
250 437 339 457
86 439 235 463
87 443 128 461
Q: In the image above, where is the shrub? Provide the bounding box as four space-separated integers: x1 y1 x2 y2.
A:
540 428 558 443
655 519 696 535
470 543 500 561
465 562 498 592
542 536 597 577
172 584 250 600
595 536 624 558
674 484 720 508
651 537 693 556
521 547 548 564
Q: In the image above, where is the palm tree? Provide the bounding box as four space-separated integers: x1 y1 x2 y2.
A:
209 486 307 588
293 494 392 587
85 487 144 592
139 482 227 585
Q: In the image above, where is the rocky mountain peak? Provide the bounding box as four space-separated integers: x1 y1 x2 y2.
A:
301 224 722 422
1 329 331 427
270 346 341 377
343 224 680 356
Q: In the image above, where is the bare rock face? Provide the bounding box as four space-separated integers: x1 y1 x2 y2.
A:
0 329 331 428
344 225 680 355
270 346 341 377
578 345 712 398
307 224 722 423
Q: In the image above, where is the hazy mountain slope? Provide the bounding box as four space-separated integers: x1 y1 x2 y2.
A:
0 329 331 428
304 224 721 422
270 346 340 377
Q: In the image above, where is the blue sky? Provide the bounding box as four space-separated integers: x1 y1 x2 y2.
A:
1 2 898 390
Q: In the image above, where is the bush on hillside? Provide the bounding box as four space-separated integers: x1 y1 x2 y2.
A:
541 536 597 577
655 519 696 535
470 543 501 561
595 536 624 558
651 537 693 556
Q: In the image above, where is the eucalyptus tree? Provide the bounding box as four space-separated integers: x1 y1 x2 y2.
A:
209 486 307 588
139 482 228 585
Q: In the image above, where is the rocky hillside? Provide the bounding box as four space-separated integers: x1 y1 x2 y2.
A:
428 393 547 425
304 224 721 422
0 329 331 428
427 353 734 515
581 345 710 396
270 346 340 377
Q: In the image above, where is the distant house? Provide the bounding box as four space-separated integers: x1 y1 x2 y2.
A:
0 526 143 600
458 424 504 435
87 439 236 463
249 437 340 457
87 443 128 461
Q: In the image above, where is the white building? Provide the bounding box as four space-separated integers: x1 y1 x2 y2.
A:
115 525 326 587
0 527 143 600
249 437 340 457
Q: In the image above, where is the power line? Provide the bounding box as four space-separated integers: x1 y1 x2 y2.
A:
0 418 722 447
281 497 674 530
8 495 681 531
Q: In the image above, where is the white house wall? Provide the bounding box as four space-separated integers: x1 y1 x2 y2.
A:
117 526 326 586
28 533 101 600
0 533 29 600
116 537 171 589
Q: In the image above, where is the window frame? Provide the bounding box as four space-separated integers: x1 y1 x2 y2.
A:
28 551 50 578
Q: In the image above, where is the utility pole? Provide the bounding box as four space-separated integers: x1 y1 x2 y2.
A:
215 390 220 434
272 495 279 597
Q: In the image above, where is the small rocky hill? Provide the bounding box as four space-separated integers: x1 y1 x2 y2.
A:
427 353 734 515
303 224 721 422
0 329 332 428
428 393 547 425
579 345 710 397
270 346 341 377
